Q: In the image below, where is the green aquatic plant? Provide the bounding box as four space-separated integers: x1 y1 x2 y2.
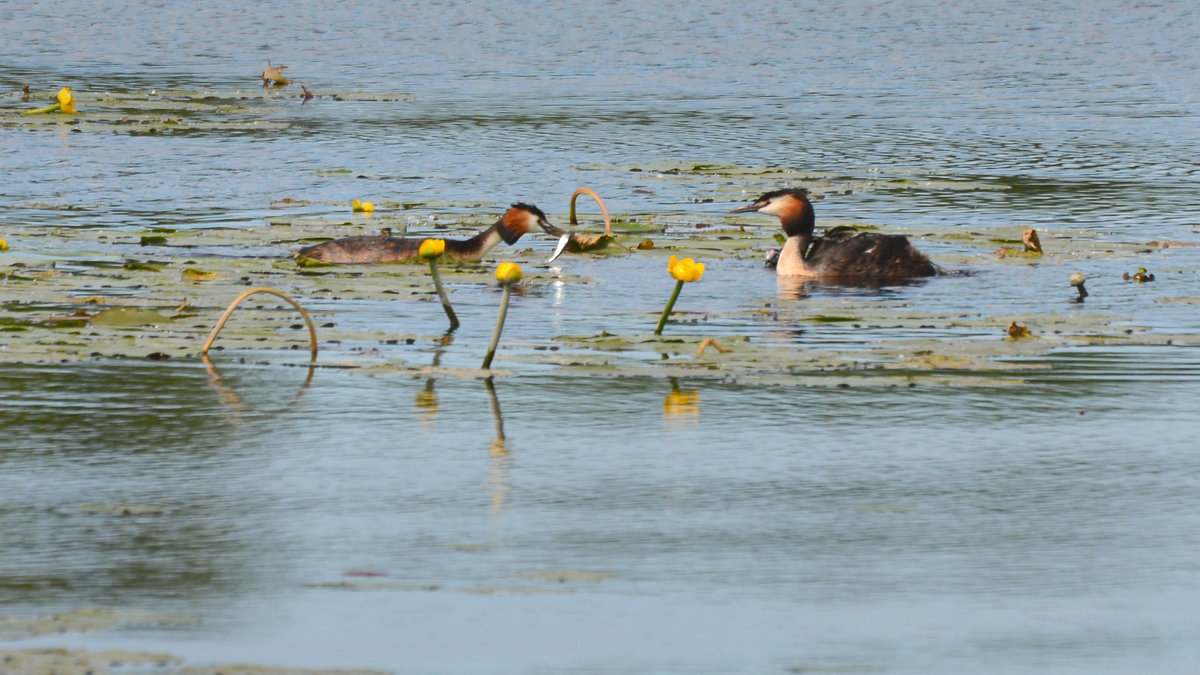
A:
21 87 77 115
483 262 522 369
421 238 459 330
655 255 705 335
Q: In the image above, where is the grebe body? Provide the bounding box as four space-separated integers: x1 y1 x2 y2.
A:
731 188 936 279
296 203 556 264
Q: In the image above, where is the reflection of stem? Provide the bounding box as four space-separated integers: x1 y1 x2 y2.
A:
485 376 505 441
485 376 508 515
201 352 315 416
201 287 318 361
569 187 612 236
429 259 460 330
482 283 512 369
654 280 685 335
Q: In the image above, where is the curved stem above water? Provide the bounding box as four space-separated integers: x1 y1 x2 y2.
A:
569 187 612 237
201 287 318 361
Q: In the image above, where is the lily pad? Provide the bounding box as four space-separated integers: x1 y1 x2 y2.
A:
89 307 172 327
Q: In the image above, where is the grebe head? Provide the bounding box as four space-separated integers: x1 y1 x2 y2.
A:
497 202 559 244
729 188 814 237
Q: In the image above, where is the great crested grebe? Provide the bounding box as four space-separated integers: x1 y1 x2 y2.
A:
730 188 938 279
295 203 561 264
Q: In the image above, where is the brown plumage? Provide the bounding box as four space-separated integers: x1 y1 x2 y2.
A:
295 202 559 264
730 188 937 279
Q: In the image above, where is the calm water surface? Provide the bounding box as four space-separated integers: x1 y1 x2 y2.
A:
2 1 1199 673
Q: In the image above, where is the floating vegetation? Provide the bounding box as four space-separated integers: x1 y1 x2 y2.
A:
1124 266 1155 282
0 608 197 640
0 196 1192 388
1 87 413 135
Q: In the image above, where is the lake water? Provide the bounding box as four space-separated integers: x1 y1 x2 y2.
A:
2 1 1199 673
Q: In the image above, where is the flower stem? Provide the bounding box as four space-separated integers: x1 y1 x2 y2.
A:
429 259 459 330
21 103 61 115
482 283 512 369
654 280 684 335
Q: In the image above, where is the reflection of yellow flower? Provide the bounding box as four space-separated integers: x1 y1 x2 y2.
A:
414 389 439 411
57 87 76 114
419 238 445 260
663 388 700 420
496 262 523 284
668 255 704 283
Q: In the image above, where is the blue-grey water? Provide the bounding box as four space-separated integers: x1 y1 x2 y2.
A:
2 1 1199 673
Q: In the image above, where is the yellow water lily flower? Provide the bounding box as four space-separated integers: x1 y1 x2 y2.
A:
0 236 8 251
361 201 375 213
419 238 445 260
351 199 363 212
668 255 704 283
656 256 707 335
57 87 76 114
496 262 523 284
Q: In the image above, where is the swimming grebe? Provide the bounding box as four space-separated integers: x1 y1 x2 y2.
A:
729 188 937 279
295 203 559 264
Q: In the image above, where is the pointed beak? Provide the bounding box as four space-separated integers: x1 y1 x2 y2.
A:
538 216 567 237
728 203 762 214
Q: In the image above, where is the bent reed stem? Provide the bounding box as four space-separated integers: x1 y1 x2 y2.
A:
569 187 612 237
201 287 318 361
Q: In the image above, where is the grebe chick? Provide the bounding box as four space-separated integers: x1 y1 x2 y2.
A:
730 188 937 279
296 203 558 264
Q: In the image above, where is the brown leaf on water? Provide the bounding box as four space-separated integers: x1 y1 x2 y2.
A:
1006 321 1034 339
1022 228 1042 253
262 61 290 87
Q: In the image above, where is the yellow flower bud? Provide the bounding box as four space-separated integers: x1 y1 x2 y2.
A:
56 87 76 114
495 262 523 284
667 255 705 282
419 238 445 260
361 201 375 213
351 199 363 212
0 236 8 251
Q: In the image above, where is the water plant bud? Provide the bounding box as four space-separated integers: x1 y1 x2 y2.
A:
419 238 445 260
496 262 523 284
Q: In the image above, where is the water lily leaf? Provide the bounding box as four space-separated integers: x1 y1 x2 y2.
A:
89 307 171 327
181 268 219 282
